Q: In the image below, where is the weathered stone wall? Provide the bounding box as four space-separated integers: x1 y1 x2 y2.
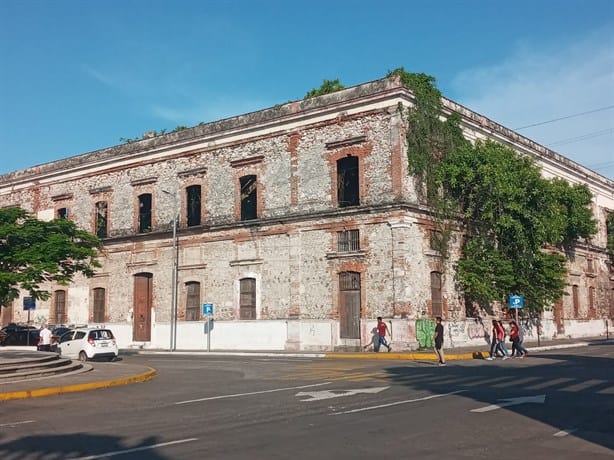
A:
0 76 611 351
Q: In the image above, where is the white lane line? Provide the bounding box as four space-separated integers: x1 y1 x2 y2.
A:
74 438 198 459
554 429 578 437
175 382 332 405
0 420 35 428
331 390 467 415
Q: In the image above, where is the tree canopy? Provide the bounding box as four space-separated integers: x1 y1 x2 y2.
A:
0 207 100 306
394 68 598 314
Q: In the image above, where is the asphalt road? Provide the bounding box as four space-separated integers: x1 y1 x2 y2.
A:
0 345 612 460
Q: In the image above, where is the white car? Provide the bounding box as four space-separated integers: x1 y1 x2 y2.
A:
58 327 118 362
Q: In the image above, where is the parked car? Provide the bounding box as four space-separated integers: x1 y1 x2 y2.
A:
0 329 41 347
57 327 118 362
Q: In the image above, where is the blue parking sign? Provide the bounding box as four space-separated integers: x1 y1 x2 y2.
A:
509 295 524 309
202 303 214 316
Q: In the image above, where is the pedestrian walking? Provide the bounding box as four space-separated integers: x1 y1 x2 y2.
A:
496 320 510 359
38 324 52 352
486 319 509 360
375 317 392 352
509 321 528 358
486 319 500 360
433 316 446 366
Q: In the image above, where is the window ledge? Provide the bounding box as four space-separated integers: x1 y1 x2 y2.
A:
326 250 366 260
179 263 208 270
229 258 264 267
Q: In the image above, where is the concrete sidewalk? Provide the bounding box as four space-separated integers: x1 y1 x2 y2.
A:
0 336 609 402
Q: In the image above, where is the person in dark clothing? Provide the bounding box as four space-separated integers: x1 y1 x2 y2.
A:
433 316 445 366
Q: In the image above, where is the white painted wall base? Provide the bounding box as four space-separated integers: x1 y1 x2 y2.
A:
103 317 612 352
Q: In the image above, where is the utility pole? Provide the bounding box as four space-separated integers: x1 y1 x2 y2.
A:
163 189 179 351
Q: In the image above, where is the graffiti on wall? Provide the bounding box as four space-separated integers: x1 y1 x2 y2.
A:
416 318 435 349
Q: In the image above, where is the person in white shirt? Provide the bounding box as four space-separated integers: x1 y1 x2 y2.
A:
39 324 52 352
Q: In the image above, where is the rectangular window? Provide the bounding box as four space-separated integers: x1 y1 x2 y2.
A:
240 175 257 221
95 201 108 238
431 272 443 317
588 286 595 312
572 285 580 318
186 185 202 227
337 229 360 253
587 258 594 273
337 156 359 207
54 290 67 324
57 208 69 219
239 278 256 319
138 193 152 233
93 288 105 323
185 282 201 321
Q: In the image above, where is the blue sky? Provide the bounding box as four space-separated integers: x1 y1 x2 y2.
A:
1 0 612 178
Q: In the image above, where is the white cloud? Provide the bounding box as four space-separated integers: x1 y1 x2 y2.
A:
451 27 614 179
82 64 117 88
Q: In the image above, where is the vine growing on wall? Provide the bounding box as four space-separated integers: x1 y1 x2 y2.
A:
389 67 597 314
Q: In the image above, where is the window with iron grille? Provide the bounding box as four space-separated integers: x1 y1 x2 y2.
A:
186 185 202 227
54 290 67 324
239 278 256 319
138 193 152 233
95 201 108 238
337 229 360 253
430 271 443 317
185 281 201 321
93 288 105 323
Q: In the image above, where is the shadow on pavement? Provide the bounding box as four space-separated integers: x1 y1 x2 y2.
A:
384 349 613 452
0 433 168 460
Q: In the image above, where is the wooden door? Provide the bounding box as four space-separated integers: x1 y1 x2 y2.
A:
339 272 361 339
133 273 153 341
553 300 565 335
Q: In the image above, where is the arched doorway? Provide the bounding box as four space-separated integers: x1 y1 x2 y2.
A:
133 272 153 341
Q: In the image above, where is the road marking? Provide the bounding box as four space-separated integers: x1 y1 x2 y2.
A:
470 395 546 413
559 379 605 392
526 377 574 390
331 390 467 415
175 382 331 405
0 420 35 428
73 438 198 459
297 386 389 402
554 429 578 437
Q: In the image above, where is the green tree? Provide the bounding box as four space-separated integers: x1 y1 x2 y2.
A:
304 79 345 99
387 68 598 314
0 207 100 306
437 140 595 313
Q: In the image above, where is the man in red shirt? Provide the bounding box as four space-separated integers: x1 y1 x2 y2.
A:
376 317 392 352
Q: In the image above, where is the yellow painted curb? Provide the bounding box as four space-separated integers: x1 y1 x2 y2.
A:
0 367 157 401
324 351 490 360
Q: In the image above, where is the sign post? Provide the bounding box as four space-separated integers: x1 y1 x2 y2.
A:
202 303 214 352
23 297 36 346
509 295 524 323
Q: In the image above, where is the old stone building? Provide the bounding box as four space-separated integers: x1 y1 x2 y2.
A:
1 76 612 350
